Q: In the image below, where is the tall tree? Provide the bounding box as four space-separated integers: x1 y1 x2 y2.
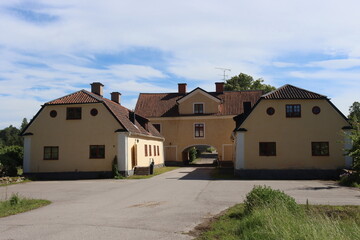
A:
20 118 28 133
349 102 360 123
224 73 276 93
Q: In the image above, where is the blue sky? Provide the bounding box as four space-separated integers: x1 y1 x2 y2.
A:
0 0 360 128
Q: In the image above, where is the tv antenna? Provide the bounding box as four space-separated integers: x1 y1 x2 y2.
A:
215 67 231 81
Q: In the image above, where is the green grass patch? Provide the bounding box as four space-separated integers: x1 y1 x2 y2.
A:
0 194 51 218
195 186 360 240
196 204 360 240
126 167 179 179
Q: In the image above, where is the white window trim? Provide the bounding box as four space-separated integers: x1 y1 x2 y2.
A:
193 102 205 114
194 122 205 139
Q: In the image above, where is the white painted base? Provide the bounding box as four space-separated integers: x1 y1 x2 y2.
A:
117 133 128 174
23 136 31 173
235 132 245 169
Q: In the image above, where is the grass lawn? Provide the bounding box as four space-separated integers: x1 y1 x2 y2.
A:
125 166 179 179
0 195 51 218
194 204 360 240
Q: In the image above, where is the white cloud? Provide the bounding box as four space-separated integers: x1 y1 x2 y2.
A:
107 64 167 80
0 0 360 127
307 59 360 70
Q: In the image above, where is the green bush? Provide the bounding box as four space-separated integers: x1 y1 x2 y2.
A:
339 171 360 187
0 155 17 177
0 145 23 177
189 147 197 162
0 145 23 167
244 185 299 214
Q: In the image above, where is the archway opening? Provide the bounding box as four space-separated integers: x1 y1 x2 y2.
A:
182 145 218 166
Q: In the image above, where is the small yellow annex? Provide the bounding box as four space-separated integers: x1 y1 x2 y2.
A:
22 83 164 179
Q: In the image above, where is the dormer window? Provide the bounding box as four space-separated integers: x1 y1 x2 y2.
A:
194 103 204 114
67 107 82 120
286 104 301 118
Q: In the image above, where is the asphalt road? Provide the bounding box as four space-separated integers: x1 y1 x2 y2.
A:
0 167 359 240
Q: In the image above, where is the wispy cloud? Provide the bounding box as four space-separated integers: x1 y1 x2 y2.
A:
0 0 360 127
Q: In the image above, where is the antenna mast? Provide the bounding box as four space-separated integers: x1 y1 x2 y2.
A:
215 67 231 81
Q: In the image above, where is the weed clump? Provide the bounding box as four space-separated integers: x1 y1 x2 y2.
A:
244 185 299 214
9 193 20 206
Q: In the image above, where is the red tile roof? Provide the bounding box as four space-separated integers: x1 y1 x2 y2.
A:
262 84 327 99
46 90 102 105
135 89 263 118
46 90 162 138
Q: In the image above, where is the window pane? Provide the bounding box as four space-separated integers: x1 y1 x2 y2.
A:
195 124 204 137
98 146 105 158
44 147 51 159
52 147 59 159
44 146 58 160
286 105 301 118
90 145 105 158
67 107 82 120
194 104 204 114
259 142 276 156
312 142 329 156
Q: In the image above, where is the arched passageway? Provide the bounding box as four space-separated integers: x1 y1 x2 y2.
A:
182 145 218 166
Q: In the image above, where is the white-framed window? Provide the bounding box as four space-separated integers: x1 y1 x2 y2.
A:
194 123 205 138
193 103 204 114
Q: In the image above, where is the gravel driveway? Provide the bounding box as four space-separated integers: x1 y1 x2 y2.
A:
0 167 359 240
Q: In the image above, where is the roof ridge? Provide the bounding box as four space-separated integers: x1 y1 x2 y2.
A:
262 84 288 97
287 84 327 98
262 84 327 99
44 90 81 104
81 90 105 102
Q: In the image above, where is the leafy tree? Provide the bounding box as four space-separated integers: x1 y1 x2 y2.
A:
0 125 22 147
0 118 27 147
0 146 23 176
349 102 360 124
224 73 276 93
340 102 360 186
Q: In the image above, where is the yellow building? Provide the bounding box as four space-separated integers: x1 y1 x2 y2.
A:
233 84 352 179
135 82 263 165
22 83 164 179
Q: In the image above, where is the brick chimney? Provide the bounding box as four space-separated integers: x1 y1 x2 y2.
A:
215 82 225 93
111 92 121 104
178 83 187 94
90 82 104 96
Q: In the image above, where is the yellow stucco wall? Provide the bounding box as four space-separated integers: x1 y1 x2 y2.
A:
127 136 164 170
151 116 235 162
178 91 220 115
26 103 120 172
26 103 164 173
240 99 349 169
